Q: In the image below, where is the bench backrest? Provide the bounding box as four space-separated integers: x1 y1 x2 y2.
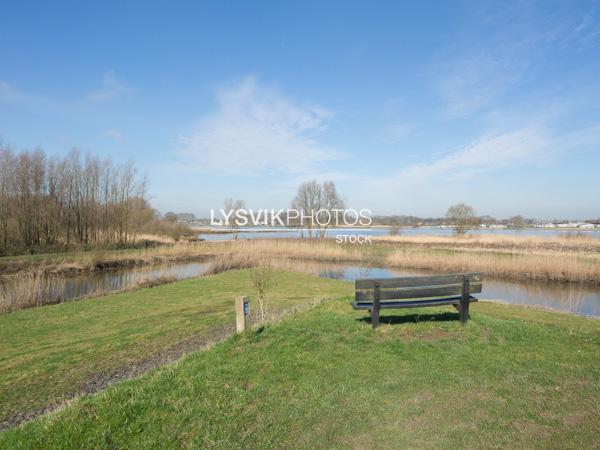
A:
355 273 483 302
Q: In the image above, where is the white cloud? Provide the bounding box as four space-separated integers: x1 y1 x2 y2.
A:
0 80 15 94
87 71 130 102
560 14 600 49
178 77 343 173
275 171 355 189
434 7 599 117
401 128 548 182
0 80 21 101
380 122 414 143
372 124 600 191
104 128 124 144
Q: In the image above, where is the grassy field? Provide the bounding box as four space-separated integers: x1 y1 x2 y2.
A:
0 270 350 429
1 271 599 448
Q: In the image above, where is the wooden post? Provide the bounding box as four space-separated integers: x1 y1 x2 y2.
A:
460 275 470 324
235 296 251 333
372 282 381 329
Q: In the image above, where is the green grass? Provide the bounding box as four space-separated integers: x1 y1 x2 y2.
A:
0 247 136 264
1 271 599 448
0 247 160 269
0 270 351 428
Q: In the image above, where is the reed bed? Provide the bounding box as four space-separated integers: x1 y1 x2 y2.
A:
203 243 600 285
385 248 600 284
0 271 55 312
203 252 346 277
373 233 600 254
1 266 185 313
202 239 375 263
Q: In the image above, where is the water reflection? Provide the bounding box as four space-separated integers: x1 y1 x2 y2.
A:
60 263 208 302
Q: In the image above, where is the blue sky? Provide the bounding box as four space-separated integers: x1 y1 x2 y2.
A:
1 1 599 219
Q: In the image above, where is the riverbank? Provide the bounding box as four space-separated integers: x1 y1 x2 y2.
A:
1 271 598 447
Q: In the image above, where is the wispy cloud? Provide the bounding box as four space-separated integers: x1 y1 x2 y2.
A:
559 13 600 49
371 124 600 190
104 128 124 144
436 52 528 117
275 171 355 189
178 77 344 173
0 80 22 101
87 71 130 102
399 128 549 182
380 122 414 143
434 6 600 117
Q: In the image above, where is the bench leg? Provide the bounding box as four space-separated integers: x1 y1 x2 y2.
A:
372 283 381 329
459 299 470 323
371 306 380 329
460 276 470 324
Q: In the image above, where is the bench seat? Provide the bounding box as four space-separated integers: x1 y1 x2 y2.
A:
352 295 478 310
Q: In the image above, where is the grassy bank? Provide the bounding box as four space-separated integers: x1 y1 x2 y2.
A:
0 270 350 429
1 279 599 448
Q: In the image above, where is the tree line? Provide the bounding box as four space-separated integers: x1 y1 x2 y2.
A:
0 145 156 256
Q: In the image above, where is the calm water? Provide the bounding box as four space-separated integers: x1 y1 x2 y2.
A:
198 226 600 241
2 263 209 308
12 260 599 317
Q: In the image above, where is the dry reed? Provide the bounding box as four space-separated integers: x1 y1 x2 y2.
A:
0 271 65 313
385 248 600 284
373 233 600 254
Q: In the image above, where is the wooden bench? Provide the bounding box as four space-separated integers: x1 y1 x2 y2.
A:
352 273 483 328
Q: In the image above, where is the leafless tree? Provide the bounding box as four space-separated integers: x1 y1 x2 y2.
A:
0 145 152 256
223 198 246 240
251 264 274 321
291 180 344 239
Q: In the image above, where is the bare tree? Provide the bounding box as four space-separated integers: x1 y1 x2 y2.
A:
291 180 319 238
223 198 246 240
0 146 152 255
317 181 345 238
446 203 476 235
291 180 344 239
251 265 274 321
